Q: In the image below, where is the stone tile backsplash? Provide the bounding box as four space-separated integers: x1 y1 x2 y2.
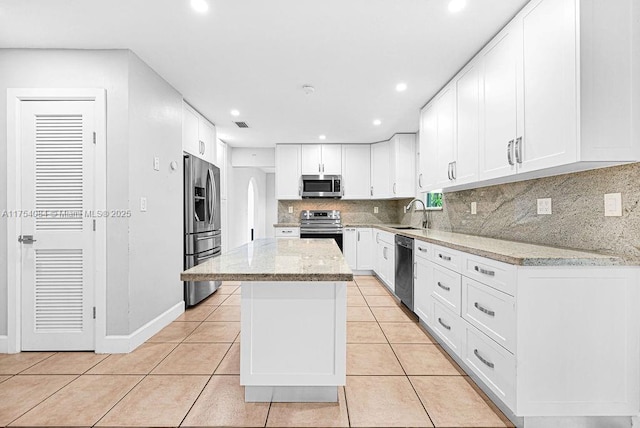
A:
278 163 640 261
412 163 640 262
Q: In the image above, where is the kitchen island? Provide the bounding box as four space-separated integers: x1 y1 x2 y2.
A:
181 238 352 402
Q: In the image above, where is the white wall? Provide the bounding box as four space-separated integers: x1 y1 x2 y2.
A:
265 173 277 238
0 49 183 341
126 52 183 332
0 49 131 336
227 165 268 250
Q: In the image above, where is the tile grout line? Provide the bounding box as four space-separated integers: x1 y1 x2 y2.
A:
342 385 352 428
178 374 214 427
364 275 437 428
263 400 273 428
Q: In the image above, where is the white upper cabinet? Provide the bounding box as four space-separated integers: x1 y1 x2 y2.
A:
370 140 390 198
276 145 302 199
434 86 456 189
389 134 416 198
342 144 371 199
418 103 438 191
182 101 216 164
301 144 342 175
518 0 577 173
478 22 521 181
454 63 480 185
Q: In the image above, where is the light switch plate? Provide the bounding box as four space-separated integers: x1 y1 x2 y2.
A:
604 193 622 217
140 197 147 212
153 156 160 171
471 202 477 215
288 206 293 214
374 206 379 214
537 198 552 215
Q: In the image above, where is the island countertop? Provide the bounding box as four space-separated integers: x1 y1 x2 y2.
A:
181 238 353 282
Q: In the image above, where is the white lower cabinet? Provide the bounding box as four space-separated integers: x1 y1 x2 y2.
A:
412 238 640 421
274 227 299 239
344 227 373 271
373 230 395 293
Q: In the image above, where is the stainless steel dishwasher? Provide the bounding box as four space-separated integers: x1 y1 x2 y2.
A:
395 234 414 311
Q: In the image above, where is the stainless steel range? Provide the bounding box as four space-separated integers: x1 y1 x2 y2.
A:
299 210 343 252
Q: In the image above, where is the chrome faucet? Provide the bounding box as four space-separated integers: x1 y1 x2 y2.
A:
405 198 429 229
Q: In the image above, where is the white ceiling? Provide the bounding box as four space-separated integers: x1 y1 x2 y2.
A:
0 0 529 148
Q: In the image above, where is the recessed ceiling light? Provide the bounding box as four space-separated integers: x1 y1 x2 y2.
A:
395 82 407 92
319 135 326 140
373 119 382 126
448 0 466 13
190 0 209 13
230 109 240 117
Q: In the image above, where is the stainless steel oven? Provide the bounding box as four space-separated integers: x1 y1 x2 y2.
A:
299 210 343 252
301 175 342 198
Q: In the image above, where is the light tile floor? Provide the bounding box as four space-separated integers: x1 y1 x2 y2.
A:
0 276 513 427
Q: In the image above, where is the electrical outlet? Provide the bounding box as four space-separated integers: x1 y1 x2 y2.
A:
537 198 552 215
140 197 147 212
288 206 293 214
604 193 622 217
153 156 160 171
374 206 379 214
471 202 477 215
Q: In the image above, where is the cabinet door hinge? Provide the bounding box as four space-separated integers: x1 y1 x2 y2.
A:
93 132 96 144
93 307 96 319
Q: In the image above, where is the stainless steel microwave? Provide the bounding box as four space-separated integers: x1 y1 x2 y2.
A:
301 175 342 198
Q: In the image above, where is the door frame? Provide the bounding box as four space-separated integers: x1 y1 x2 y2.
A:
6 88 107 353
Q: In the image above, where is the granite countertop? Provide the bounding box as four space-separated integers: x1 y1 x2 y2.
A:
273 223 300 227
273 222 625 266
181 238 353 282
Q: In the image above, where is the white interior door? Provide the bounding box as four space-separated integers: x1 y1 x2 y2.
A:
20 100 96 351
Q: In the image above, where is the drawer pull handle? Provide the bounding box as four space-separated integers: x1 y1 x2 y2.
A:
283 230 292 233
474 349 495 369
418 247 428 253
438 253 452 261
474 302 495 317
438 317 451 331
474 265 495 276
437 282 450 291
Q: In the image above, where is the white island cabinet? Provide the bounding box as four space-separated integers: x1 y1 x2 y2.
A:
181 239 351 402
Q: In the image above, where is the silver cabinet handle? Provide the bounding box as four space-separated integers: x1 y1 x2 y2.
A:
474 302 495 317
413 262 417 279
438 317 451 331
393 182 397 194
474 265 495 276
451 161 456 180
418 247 428 253
418 173 423 188
437 281 450 291
376 233 379 244
282 230 292 234
383 247 388 260
318 163 321 173
474 349 495 369
515 136 523 164
447 162 452 180
18 235 37 244
370 186 373 196
438 253 452 261
507 140 514 166
323 163 325 172
357 230 360 241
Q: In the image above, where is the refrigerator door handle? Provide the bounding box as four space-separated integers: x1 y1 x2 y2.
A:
206 169 215 226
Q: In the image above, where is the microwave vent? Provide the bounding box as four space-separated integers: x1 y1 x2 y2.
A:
234 121 249 128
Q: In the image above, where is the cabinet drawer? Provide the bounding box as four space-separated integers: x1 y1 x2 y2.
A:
464 254 516 296
275 227 300 238
431 244 463 272
463 322 516 410
432 298 462 357
462 277 515 353
414 240 431 262
432 265 462 315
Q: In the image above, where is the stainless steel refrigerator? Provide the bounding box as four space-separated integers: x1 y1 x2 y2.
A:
184 153 221 307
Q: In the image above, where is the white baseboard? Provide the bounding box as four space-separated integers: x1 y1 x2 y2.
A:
97 301 184 354
0 336 8 353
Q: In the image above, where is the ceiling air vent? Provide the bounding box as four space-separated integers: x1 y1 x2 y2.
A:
234 121 249 128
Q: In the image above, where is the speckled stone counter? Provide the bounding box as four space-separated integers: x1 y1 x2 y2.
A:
273 223 299 227
181 238 353 282
341 224 625 266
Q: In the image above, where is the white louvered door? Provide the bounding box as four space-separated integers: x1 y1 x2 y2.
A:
20 100 96 351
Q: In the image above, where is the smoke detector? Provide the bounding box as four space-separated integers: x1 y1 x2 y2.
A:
302 85 315 95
